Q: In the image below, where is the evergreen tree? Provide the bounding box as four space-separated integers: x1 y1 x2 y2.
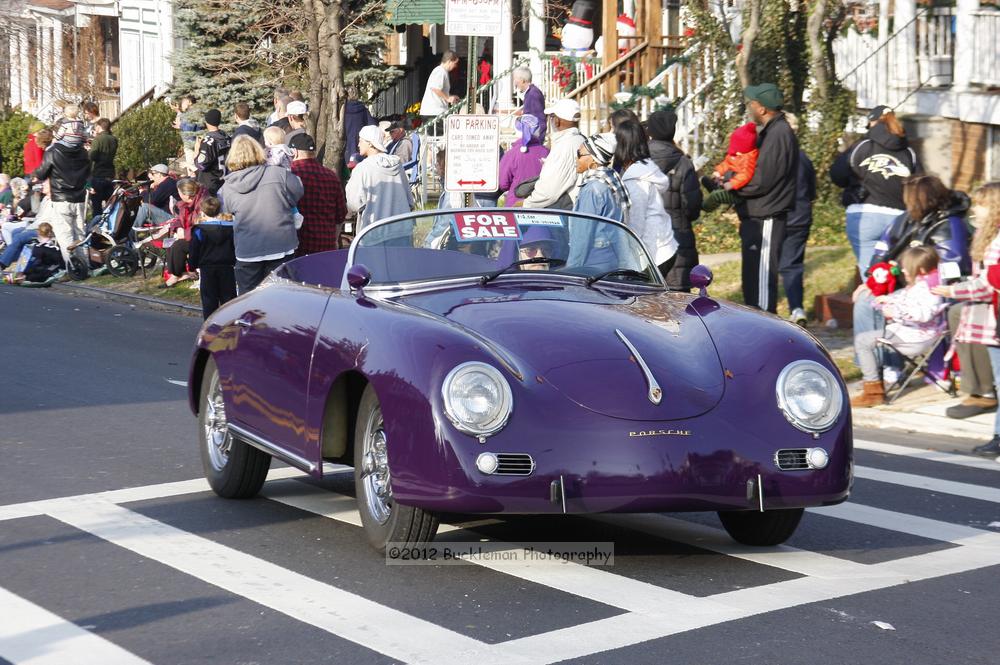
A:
342 0 400 95
172 0 305 113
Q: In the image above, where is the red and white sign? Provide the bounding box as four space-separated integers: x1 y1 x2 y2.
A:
452 212 522 241
445 114 500 194
445 0 503 37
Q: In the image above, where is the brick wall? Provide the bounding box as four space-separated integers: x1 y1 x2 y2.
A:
950 120 988 193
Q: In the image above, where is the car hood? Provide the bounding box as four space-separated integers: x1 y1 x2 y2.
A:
392 282 725 421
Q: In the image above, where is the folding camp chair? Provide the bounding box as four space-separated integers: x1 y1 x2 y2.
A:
877 330 957 404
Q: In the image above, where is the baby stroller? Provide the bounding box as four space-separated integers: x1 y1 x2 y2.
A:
67 180 142 280
68 180 165 279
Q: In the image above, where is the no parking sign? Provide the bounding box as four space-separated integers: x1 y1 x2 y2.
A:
444 115 500 194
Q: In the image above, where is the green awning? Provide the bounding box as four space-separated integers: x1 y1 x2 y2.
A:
386 0 444 25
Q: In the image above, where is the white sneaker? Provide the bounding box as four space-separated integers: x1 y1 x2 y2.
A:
882 367 900 385
790 308 808 326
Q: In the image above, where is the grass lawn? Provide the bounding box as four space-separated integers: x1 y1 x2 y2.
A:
85 272 203 307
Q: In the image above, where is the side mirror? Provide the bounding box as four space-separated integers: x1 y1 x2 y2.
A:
347 264 372 293
689 264 714 297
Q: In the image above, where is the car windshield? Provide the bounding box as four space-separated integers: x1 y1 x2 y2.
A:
350 209 659 288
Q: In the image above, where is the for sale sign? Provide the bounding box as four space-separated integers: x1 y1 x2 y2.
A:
452 212 523 242
444 114 500 193
445 0 503 37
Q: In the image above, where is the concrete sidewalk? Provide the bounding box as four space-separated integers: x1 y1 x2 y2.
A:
848 379 994 441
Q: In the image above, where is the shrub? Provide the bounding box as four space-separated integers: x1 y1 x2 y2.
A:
113 101 183 175
0 110 42 177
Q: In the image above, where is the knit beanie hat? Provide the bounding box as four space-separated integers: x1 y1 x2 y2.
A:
646 110 677 142
727 122 758 156
582 132 616 166
516 115 539 152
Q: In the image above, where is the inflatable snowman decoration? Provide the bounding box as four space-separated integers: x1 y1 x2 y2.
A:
560 0 597 55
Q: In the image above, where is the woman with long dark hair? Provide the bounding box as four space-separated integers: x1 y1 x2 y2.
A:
613 120 677 278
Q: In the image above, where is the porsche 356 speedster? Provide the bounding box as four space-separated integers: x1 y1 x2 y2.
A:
188 209 852 552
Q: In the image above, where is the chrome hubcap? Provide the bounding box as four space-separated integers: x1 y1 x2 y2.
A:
204 374 232 472
360 406 392 525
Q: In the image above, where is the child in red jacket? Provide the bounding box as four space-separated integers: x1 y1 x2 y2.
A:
702 122 759 211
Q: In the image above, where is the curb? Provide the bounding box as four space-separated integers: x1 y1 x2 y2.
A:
852 408 993 441
52 282 202 317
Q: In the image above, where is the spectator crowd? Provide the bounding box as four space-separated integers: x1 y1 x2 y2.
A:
1 58 999 460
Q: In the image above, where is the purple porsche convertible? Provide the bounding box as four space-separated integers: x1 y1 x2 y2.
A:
189 209 852 552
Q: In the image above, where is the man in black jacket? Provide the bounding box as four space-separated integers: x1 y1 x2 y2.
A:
32 138 90 268
647 110 703 291
89 118 118 218
194 109 231 195
733 83 800 313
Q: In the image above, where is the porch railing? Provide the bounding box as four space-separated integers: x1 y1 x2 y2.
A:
565 41 653 135
834 6 974 111
513 51 605 104
369 69 421 118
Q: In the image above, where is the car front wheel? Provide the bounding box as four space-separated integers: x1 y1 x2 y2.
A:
354 384 439 552
717 507 804 546
199 357 271 498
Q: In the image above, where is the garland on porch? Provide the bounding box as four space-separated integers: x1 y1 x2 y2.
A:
608 84 673 112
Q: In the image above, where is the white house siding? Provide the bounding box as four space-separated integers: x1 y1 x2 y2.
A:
118 0 173 109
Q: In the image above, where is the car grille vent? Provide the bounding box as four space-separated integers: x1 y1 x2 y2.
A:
495 453 535 476
774 448 810 471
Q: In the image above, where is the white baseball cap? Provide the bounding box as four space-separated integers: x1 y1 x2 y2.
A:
286 100 308 116
358 125 386 152
544 98 581 122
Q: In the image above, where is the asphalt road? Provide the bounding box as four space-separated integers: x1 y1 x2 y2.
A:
2 285 1000 665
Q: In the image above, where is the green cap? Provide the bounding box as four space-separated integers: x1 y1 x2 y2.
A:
744 83 784 110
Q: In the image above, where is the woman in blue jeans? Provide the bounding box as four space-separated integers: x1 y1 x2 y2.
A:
831 107 918 278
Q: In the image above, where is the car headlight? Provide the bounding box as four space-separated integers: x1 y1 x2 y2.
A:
776 360 843 433
442 362 513 438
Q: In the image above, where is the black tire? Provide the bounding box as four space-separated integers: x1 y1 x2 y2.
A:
198 357 271 498
67 255 89 281
717 508 804 546
107 245 138 277
354 384 438 552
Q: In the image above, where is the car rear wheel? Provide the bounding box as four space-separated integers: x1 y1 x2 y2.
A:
199 357 271 498
354 384 439 552
717 507 804 546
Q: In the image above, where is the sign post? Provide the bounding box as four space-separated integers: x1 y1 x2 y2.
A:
445 0 503 206
444 114 500 201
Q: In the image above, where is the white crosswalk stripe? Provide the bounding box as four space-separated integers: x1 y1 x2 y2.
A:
855 438 1000 472
0 586 153 665
3 440 1000 664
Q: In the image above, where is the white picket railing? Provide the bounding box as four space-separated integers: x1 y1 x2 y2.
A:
835 8 959 111
635 44 717 167
514 51 604 103
972 10 1000 87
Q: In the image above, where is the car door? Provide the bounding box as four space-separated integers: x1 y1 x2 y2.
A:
217 283 330 468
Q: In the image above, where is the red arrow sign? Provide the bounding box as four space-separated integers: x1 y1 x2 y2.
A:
457 179 487 186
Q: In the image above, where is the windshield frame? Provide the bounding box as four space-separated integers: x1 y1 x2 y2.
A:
342 207 664 293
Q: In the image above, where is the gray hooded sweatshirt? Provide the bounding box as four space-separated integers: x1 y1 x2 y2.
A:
345 152 413 229
221 164 304 261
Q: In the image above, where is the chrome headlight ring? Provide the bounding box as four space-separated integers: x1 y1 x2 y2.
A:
776 360 843 434
442 362 513 439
